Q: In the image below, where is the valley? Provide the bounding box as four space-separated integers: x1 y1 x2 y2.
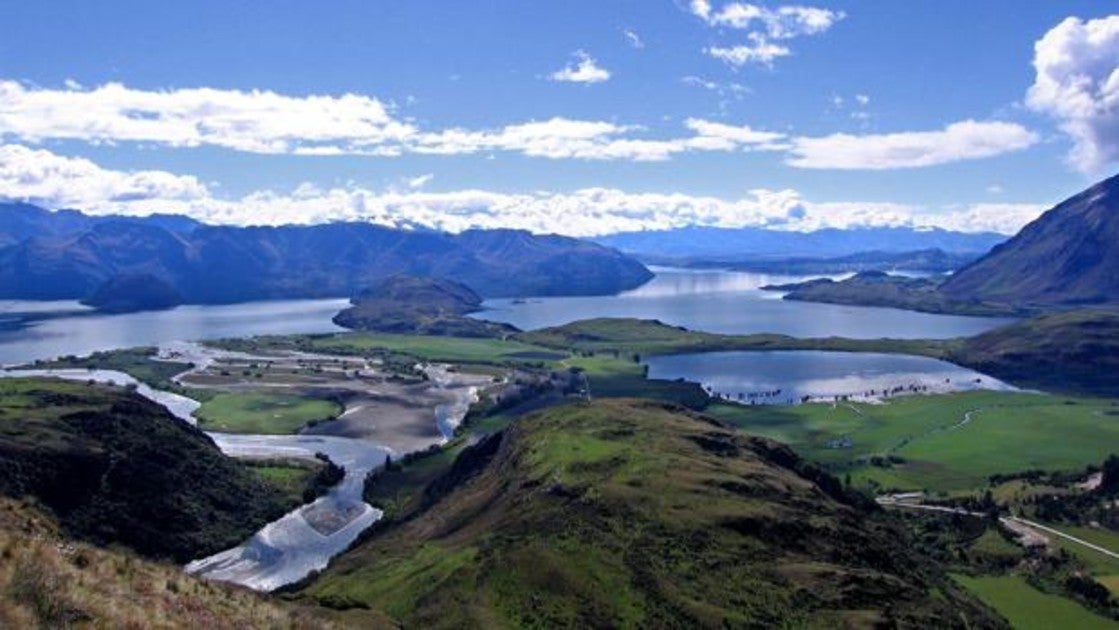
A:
4 4 1119 627
3 179 1119 627
3 290 1116 625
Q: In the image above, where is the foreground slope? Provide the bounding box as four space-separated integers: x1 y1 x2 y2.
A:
305 400 1001 628
943 173 1119 307
0 378 296 562
0 497 352 629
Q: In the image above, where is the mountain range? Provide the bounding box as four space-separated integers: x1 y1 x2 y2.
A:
593 225 1008 262
0 203 652 307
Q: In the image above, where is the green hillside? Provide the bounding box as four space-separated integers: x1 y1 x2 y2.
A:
303 400 1002 628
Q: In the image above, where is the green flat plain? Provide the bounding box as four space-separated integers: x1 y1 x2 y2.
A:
194 392 342 434
954 574 1118 630
707 391 1119 492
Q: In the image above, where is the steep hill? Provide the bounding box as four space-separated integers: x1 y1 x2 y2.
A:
0 378 296 562
942 173 1119 307
0 203 653 305
304 400 1002 628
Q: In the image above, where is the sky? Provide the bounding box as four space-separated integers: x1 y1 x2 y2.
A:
0 0 1117 236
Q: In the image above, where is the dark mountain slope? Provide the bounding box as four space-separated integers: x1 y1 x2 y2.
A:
0 203 653 305
305 400 1002 628
946 309 1119 396
0 378 296 562
942 173 1119 307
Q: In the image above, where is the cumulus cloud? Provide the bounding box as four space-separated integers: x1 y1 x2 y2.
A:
786 120 1038 169
1026 15 1119 173
0 80 1036 170
0 80 795 162
698 3 844 38
549 51 611 84
0 143 1045 235
689 2 844 67
0 80 416 154
0 144 208 212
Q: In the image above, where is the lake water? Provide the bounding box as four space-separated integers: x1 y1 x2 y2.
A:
645 350 1017 404
0 298 348 366
472 268 1014 339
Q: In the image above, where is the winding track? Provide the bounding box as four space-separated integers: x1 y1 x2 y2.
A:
878 499 1119 561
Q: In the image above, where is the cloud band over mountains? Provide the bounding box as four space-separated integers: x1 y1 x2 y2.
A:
0 80 1035 168
0 142 1044 236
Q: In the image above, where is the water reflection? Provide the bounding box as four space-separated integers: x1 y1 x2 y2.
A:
475 269 1013 339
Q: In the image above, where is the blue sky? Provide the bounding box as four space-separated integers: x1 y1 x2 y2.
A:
0 1 1117 235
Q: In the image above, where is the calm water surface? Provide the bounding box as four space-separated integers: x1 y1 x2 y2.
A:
0 269 1015 366
646 350 1016 404
473 268 1014 339
0 298 347 365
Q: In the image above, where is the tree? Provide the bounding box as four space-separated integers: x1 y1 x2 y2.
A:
1100 454 1119 495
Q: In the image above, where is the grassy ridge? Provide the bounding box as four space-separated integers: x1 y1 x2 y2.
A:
518 317 953 358
304 400 1001 628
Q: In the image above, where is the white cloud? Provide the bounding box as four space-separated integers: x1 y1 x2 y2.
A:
0 80 785 161
987 184 1003 194
0 81 1039 170
786 120 1039 169
690 0 713 22
624 29 645 49
0 143 1046 236
689 2 843 67
549 51 611 84
0 80 416 154
854 93 870 106
1026 15 1119 174
698 3 844 38
0 143 207 212
707 40 791 67
407 174 434 189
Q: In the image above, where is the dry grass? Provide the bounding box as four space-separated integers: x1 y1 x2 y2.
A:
0 498 360 629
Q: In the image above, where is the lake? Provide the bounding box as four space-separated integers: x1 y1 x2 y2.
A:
645 350 1017 404
0 298 347 366
472 268 1015 339
0 269 1015 366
